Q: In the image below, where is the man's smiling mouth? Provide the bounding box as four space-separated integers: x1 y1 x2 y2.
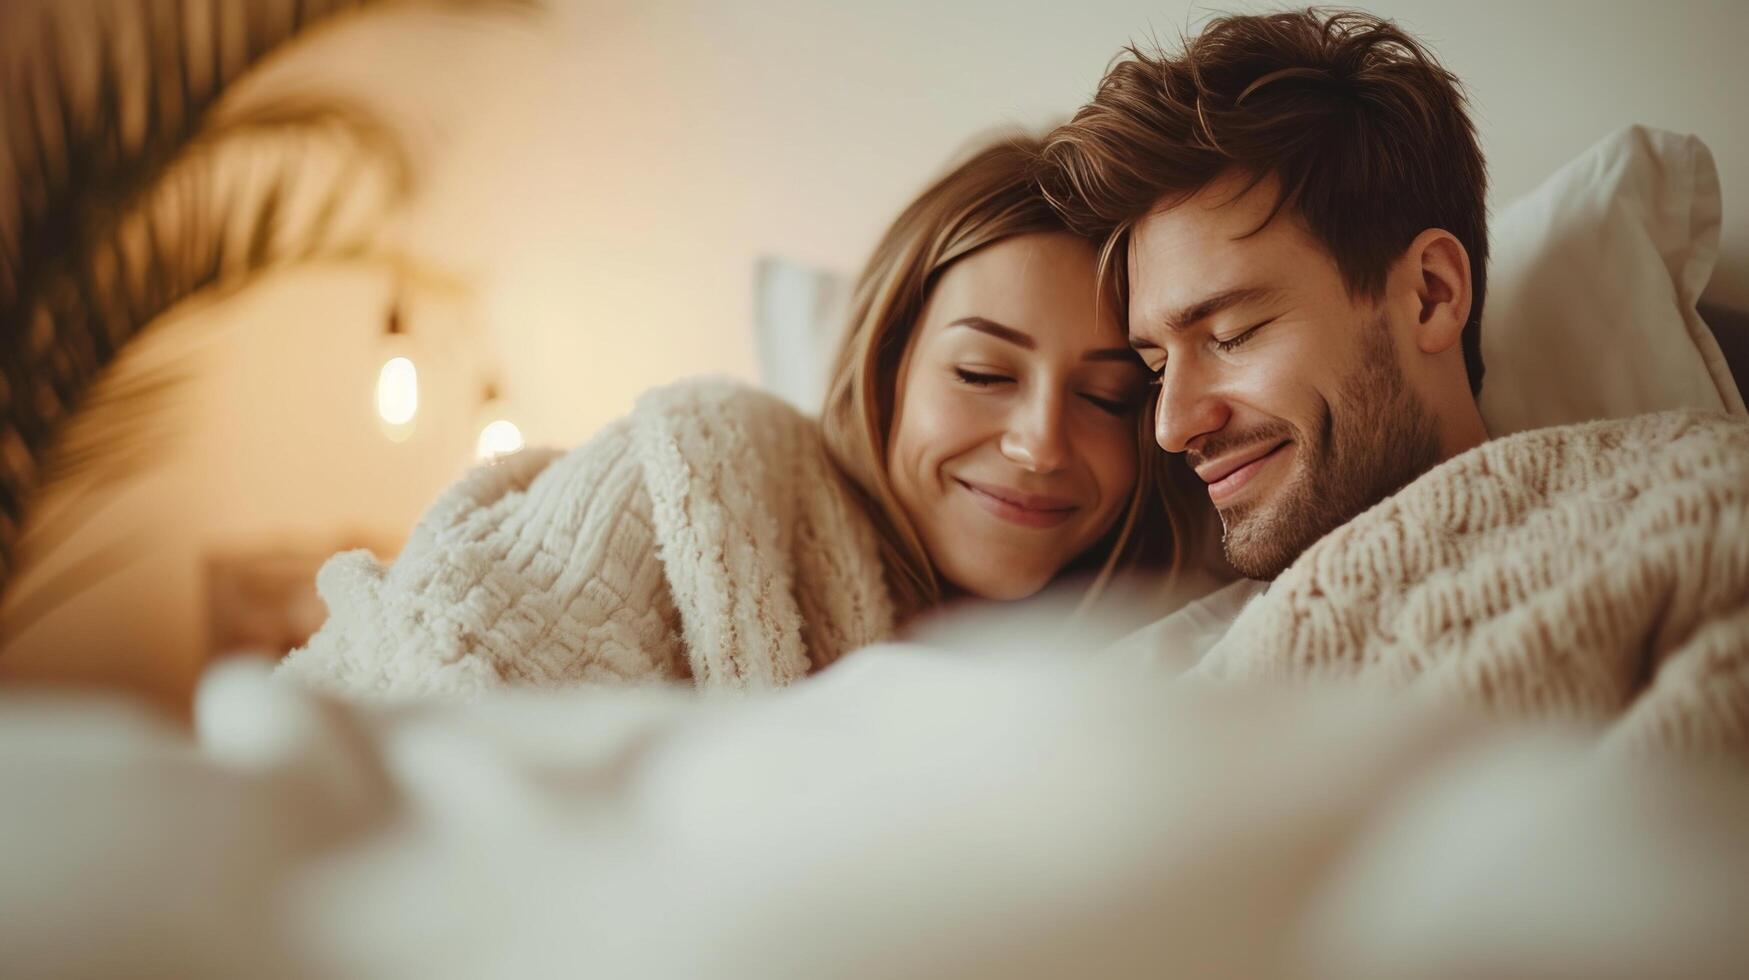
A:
1197 442 1292 505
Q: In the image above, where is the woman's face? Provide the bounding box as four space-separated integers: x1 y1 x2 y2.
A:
886 231 1148 600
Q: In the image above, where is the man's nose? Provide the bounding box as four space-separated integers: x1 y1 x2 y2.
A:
1154 360 1229 454
999 390 1069 473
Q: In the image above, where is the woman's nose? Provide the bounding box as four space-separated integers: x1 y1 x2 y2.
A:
999 393 1069 473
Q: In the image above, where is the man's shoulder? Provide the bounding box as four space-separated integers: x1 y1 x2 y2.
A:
1398 408 1748 502
1306 407 1749 571
1488 408 1747 448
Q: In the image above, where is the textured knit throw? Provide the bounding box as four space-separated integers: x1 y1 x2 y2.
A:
277 380 896 699
1196 410 1749 757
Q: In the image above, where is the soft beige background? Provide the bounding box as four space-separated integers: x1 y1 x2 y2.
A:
5 0 1746 710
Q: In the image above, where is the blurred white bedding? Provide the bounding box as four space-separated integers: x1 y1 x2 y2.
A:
4 644 1747 979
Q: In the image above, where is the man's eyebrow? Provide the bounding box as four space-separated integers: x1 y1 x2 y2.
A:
1130 285 1283 349
948 316 1034 349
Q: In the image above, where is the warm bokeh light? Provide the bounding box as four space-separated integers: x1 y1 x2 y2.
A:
375 356 419 433
475 418 524 462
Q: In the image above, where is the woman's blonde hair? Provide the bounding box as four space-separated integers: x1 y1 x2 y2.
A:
819 133 1197 622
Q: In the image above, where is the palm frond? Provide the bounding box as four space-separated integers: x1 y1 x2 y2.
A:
0 0 537 614
34 97 415 490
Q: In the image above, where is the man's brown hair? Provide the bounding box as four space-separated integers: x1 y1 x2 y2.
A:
1040 8 1489 394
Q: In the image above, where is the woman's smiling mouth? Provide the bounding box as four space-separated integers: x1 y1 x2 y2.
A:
954 477 1079 529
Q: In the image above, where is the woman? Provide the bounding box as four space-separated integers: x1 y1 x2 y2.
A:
277 134 1197 699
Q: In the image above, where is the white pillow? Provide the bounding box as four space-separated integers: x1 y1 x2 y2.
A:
753 255 848 413
753 126 1746 430
1479 125 1745 435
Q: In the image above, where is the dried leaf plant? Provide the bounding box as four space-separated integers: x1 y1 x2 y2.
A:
0 0 534 647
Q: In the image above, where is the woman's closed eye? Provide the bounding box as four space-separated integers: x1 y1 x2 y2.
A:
1080 392 1135 416
956 367 1136 417
954 368 1012 387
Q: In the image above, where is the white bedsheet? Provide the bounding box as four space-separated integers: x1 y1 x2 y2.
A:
4 643 1747 979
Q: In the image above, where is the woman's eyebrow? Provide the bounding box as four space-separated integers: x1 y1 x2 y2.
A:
948 317 1135 362
948 316 1034 349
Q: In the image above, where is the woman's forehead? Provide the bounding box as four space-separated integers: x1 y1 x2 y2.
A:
924 233 1118 344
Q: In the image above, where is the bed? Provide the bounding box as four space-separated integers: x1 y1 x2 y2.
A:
2 129 1747 978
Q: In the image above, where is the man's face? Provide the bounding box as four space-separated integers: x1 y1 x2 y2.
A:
1127 172 1441 580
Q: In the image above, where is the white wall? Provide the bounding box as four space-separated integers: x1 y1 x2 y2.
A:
403 0 1749 449
6 0 1745 708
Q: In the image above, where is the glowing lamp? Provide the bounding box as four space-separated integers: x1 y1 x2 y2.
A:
473 381 524 463
375 296 418 442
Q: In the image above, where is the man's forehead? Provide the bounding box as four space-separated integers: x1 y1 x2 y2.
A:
1133 172 1287 256
1127 174 1310 318
1129 213 1274 315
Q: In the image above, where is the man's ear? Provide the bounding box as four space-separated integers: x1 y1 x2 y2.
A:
1397 228 1472 355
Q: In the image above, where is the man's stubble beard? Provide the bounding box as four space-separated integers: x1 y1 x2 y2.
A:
1218 318 1443 580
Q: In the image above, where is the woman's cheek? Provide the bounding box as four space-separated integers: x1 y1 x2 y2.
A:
901 379 985 467
933 381 1000 439
1089 418 1140 507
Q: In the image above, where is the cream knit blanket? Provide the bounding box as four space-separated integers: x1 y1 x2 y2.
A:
277 380 896 700
1196 410 1749 757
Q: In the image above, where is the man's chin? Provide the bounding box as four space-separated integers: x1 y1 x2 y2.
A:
1218 524 1268 581
1216 499 1306 581
1219 473 1403 580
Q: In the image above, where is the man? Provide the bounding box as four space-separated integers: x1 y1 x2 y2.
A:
1042 9 1749 753
1044 9 1487 584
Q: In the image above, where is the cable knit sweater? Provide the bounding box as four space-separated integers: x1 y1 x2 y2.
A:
277 380 896 699
1195 410 1749 758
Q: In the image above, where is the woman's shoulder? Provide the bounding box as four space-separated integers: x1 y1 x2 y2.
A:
632 377 818 433
626 376 872 522
629 377 825 466
448 380 833 522
626 380 893 680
